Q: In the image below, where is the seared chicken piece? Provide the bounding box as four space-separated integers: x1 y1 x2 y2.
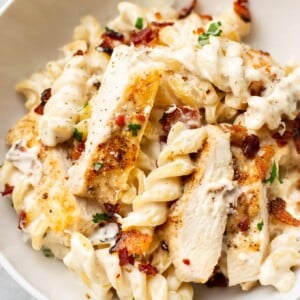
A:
3 112 99 255
226 146 269 286
68 46 162 204
165 125 234 283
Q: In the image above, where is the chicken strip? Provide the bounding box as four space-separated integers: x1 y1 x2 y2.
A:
68 45 162 204
165 125 235 283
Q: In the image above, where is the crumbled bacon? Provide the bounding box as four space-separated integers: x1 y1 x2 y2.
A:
269 198 300 226
34 88 52 115
230 125 248 147
178 0 196 19
70 142 85 161
293 116 300 153
18 210 27 230
233 0 251 23
118 247 135 266
159 105 201 134
103 203 119 216
131 27 159 46
242 134 260 159
151 21 174 28
1 184 14 196
272 130 293 147
96 29 125 55
255 145 275 180
238 215 249 232
138 263 158 275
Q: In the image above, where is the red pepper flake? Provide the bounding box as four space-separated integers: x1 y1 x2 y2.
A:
136 114 146 122
118 247 135 266
238 215 249 232
73 49 84 56
18 210 27 230
183 258 190 265
70 142 85 161
233 0 251 23
131 27 159 46
115 114 125 127
178 0 196 19
1 184 14 196
242 134 260 159
138 263 158 275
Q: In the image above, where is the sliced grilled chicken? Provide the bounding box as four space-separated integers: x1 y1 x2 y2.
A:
165 125 234 283
3 112 99 253
68 45 162 204
226 146 269 286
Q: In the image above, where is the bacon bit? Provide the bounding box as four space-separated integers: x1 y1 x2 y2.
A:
151 21 174 28
34 103 45 115
73 49 84 56
206 268 228 288
159 105 201 134
193 27 205 35
111 229 153 255
103 203 119 216
270 198 300 226
178 0 196 19
118 247 135 266
136 114 146 122
199 14 213 21
248 81 265 96
138 263 158 276
96 29 125 55
183 258 190 265
242 134 260 159
293 116 300 153
70 142 85 161
230 125 248 147
1 184 14 196
233 0 251 23
104 29 125 42
115 114 125 127
93 81 101 90
41 88 52 102
238 215 250 232
131 27 159 46
272 130 293 147
18 210 27 230
255 145 275 180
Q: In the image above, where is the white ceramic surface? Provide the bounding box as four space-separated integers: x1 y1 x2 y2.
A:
1 1 300 300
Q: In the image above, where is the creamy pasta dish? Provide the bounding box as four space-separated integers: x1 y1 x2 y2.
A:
1 0 300 299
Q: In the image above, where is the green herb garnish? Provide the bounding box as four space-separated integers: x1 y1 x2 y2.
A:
93 162 104 172
198 21 222 46
105 26 114 33
264 162 283 184
135 17 144 30
77 102 89 112
92 213 110 223
42 247 54 258
257 220 264 231
128 123 142 137
0 163 3 169
73 128 83 142
133 254 140 259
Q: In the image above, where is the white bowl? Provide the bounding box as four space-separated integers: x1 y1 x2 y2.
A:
0 0 300 299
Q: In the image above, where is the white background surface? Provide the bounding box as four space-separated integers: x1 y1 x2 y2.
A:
0 3 32 300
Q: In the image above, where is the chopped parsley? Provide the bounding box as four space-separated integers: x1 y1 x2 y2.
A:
93 162 104 172
77 102 89 112
133 253 140 259
92 213 110 223
128 123 142 137
257 220 264 231
198 21 222 46
73 128 83 142
135 17 144 30
42 247 54 258
264 162 283 184
105 26 114 33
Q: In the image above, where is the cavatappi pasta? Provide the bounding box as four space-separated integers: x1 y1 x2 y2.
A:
1 1 300 299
